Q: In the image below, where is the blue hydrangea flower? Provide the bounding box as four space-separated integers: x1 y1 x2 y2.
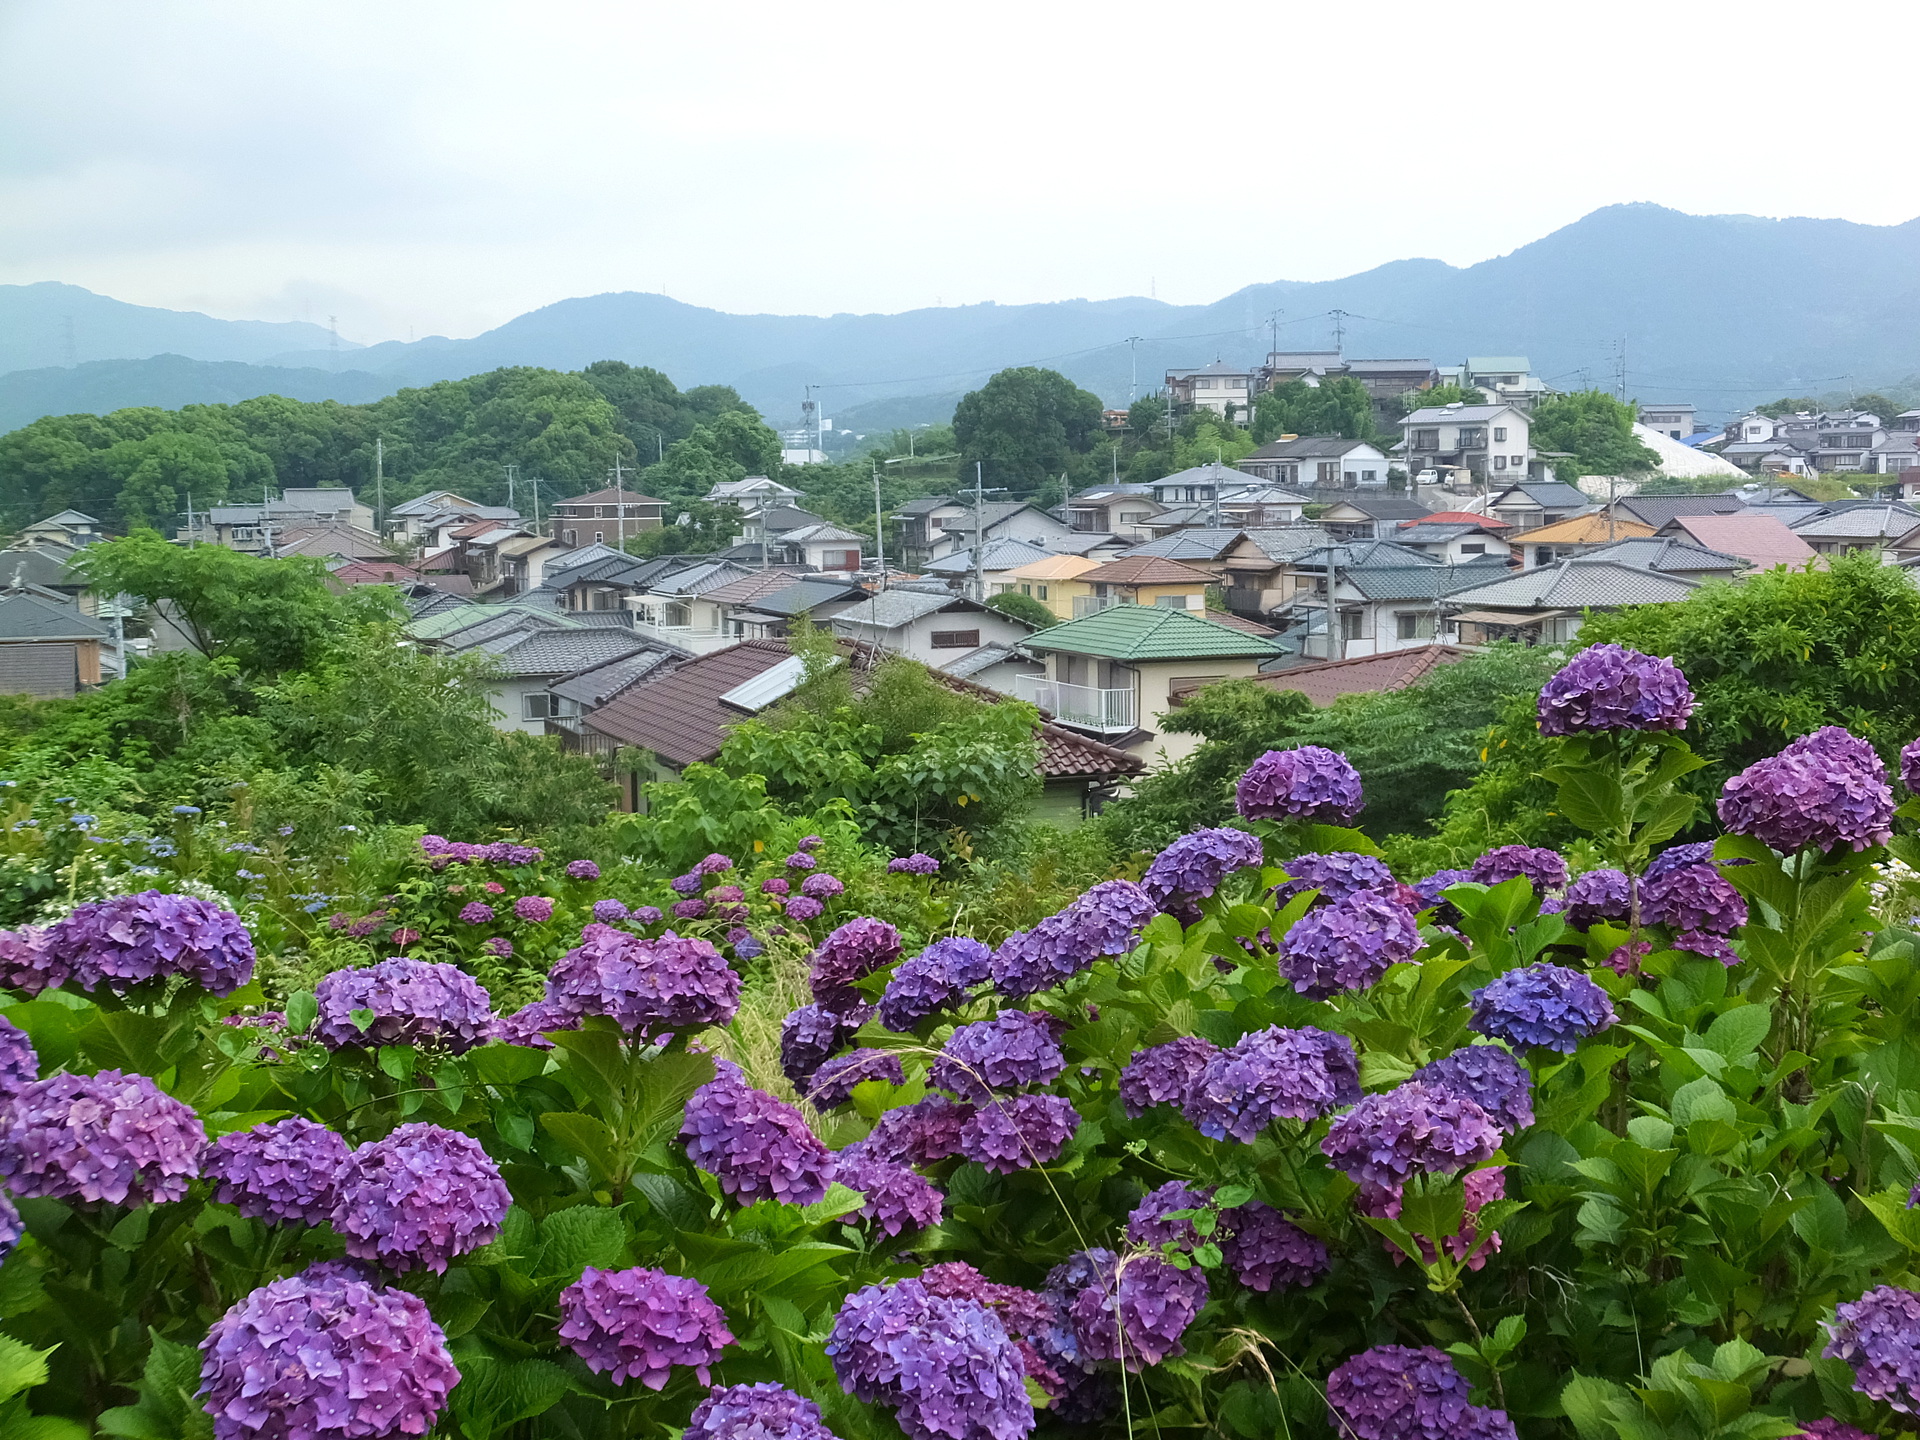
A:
1469 963 1616 1052
1184 1027 1360 1142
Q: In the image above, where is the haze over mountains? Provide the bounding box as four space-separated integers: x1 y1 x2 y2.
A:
6 203 1920 436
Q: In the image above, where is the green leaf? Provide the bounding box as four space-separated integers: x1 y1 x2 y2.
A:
1702 1005 1772 1061
1562 1373 1633 1440
540 1111 619 1184
283 989 318 1036
96 1332 212 1440
448 1356 577 1440
0 1334 51 1402
539 1205 627 1281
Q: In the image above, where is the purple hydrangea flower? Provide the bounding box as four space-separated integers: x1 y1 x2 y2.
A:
879 937 993 1031
0 1192 19 1263
545 924 741 1035
566 859 601 880
1904 737 1920 795
1470 962 1617 1052
0 925 64 995
1185 1027 1360 1142
313 958 494 1052
1469 846 1569 895
558 1265 734 1389
834 1149 944 1236
1274 851 1398 905
674 899 709 920
491 997 576 1049
1236 745 1364 823
198 1262 459 1440
809 918 903 1013
697 853 735 875
513 896 554 923
1142 827 1264 909
1125 1180 1210 1252
1537 644 1695 736
800 873 845 901
958 1094 1079 1173
1327 1344 1477 1440
785 852 818 871
681 1070 836 1205
631 905 662 925
1411 1045 1535 1136
779 1001 871 1089
1564 869 1632 930
827 1279 1034 1440
1321 1082 1500 1193
204 1117 350 1227
1060 1249 1208 1370
1412 869 1471 905
1641 862 1747 961
1796 1423 1877 1440
932 1012 1065 1101
990 881 1158 999
889 853 941 876
1826 1286 1920 1413
330 1123 510 1273
799 835 824 851
1219 1202 1328 1292
1644 841 1717 879
805 1049 906 1108
483 936 513 958
784 895 824 922
49 890 255 995
761 878 791 896
857 1095 974 1169
670 873 703 896
1279 890 1420 997
1720 727 1895 854
458 901 495 924
0 1069 205 1206
0 1015 36 1101
687 1383 838 1440
1119 1037 1218 1117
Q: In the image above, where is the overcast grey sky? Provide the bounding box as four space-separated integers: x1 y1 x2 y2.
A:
3 0 1916 345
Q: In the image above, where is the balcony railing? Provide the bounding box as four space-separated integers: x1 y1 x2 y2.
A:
1013 675 1137 732
1071 594 1122 619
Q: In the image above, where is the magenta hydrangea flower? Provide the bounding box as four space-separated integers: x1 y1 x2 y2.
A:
1279 889 1420 997
1826 1286 1920 1413
0 1069 205 1206
566 859 601 880
800 873 845 900
588 899 630 925
687 1383 839 1440
1142 828 1264 909
49 890 255 995
1219 1202 1328 1292
1719 727 1895 854
879 936 993 1031
313 959 495 1052
0 924 63 995
558 1265 734 1389
545 924 741 1035
786 852 818 871
1469 845 1568 895
1119 1037 1217 1117
809 917 903 1013
834 1149 944 1236
1060 1248 1208 1370
1184 1026 1360 1142
1564 869 1632 930
681 1070 836 1205
889 853 941 876
827 1279 1034 1440
513 896 554 922
958 1094 1079 1173
1411 1045 1535 1136
490 998 576 1049
1904 737 1920 795
761 877 791 896
1537 644 1695 736
805 1049 906 1108
779 1001 871 1089
1796 1423 1877 1440
1327 1344 1479 1440
783 895 824 922
1321 1082 1500 1193
931 1011 1065 1101
711 884 745 903
697 853 734 875
1236 745 1363 823
330 1123 510 1273
1126 1180 1211 1252
421 835 543 865
483 936 513 958
205 1117 350 1227
458 901 495 924
856 1095 974 1169
674 899 709 920
1470 962 1616 1052
0 1015 37 1101
198 1261 459 1440
1641 861 1747 961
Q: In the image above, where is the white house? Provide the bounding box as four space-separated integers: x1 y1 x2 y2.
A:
1401 404 1532 484
829 591 1034 667
1238 436 1393 489
922 501 1080 560
1166 361 1260 424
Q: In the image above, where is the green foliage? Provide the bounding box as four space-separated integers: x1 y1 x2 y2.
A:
951 367 1104 496
1393 383 1483 418
982 590 1055 630
1251 376 1378 444
1530 389 1660 480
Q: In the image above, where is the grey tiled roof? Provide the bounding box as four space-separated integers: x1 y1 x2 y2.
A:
1445 559 1698 609
1577 536 1746 572
549 647 682 706
0 592 109 640
939 643 1033 679
830 590 968 629
1791 505 1920 540
1337 563 1504 601
925 538 1052 573
480 627 648 678
1119 529 1246 560
745 580 868 617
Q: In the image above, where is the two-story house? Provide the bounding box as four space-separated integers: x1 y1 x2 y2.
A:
1639 403 1697 440
1402 404 1533 484
916 500 1080 561
1486 481 1592 531
830 591 1034 666
1166 361 1260 424
1036 555 1217 621
552 487 666 547
1237 436 1392 489
1059 487 1165 542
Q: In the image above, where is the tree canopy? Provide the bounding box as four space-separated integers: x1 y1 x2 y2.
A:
951 367 1104 496
1529 389 1659 480
1251 377 1378 444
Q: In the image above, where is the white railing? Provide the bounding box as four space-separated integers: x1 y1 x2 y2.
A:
1072 594 1122 619
1013 675 1136 732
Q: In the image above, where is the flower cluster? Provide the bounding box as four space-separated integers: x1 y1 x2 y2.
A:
1411 1045 1535 1136
0 1069 206 1206
1468 846 1569 895
1274 850 1398 905
879 937 993 1031
313 959 494 1052
0 1015 36 1101
1904 736 1920 795
205 1117 350 1227
1055 1248 1208 1370
1119 1037 1217 1117
1719 727 1894 854
958 1094 1079 1173
1219 1202 1329 1292
1326 1345 1513 1440
458 901 494 924
932 1012 1065 1101
1236 746 1364 823
198 1262 459 1440
1321 1082 1500 1193
1184 1026 1359 1142
546 925 741 1035
1563 868 1631 930
681 1069 836 1205
991 881 1156 998
514 895 554 922
1125 1180 1210 1251
330 1123 510 1273
48 890 256 995
687 1383 839 1440
827 1279 1034 1440
557 1266 734 1389
1470 963 1616 1052
856 1095 973 1169
0 924 62 995
1279 889 1420 997
809 918 903 1013
1825 1285 1920 1414
833 1149 944 1236
1537 644 1695 735
780 1002 870 1089
806 1049 906 1108
1142 827 1264 910
1641 860 1747 962
491 998 575 1049
888 853 941 876
420 835 542 865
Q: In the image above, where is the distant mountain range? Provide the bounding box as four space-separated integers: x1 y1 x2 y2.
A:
7 204 1920 435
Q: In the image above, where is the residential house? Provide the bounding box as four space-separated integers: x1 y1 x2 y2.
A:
386 492 519 547
543 648 687 744
328 557 424 587
1016 606 1285 762
924 538 1055 598
0 545 88 608
1486 481 1591 531
467 529 573 598
723 578 871 640
1260 354 1440 430
1237 436 1393 490
1166 360 1260 424
1276 543 1506 658
459 626 658 734
935 641 1045 697
1390 515 1514 565
18 510 102 547
1063 555 1215 619
273 524 392 562
693 569 813 637
1212 528 1341 614
830 591 1034 665
1512 511 1655 568
1147 463 1259 510
1639 404 1698 440
1660 514 1819 571
1059 487 1165 543
1439 357 1549 411
1402 404 1533 484
1572 536 1748 583
916 500 1079 561
1002 554 1099 620
705 476 805 508
551 487 665 547
1309 493 1435 540
0 590 113 696
628 560 756 650
1614 493 1747 529
548 551 683 619
1043 532 1131 562
1244 646 1472 706
1443 559 1698 646
1791 504 1920 559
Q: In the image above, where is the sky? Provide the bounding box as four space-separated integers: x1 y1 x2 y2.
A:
3 0 1918 346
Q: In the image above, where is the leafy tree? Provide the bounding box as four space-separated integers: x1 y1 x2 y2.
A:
1390 382 1483 420
630 498 739 556
983 591 1055 630
952 367 1104 496
99 430 245 530
1528 389 1659 480
1757 396 1820 417
1251 377 1377 444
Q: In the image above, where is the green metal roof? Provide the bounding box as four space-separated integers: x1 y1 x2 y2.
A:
1021 604 1282 661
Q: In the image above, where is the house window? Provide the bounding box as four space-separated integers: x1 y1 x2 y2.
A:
1535 546 1557 565
1318 461 1340 484
1036 585 1049 600
1343 470 1357 486
1153 594 1192 608
1494 456 1508 470
594 531 605 543
1396 612 1430 640
1363 469 1377 483
523 692 561 721
1413 430 1439 449
1340 611 1363 641
930 629 980 649
563 528 577 546
1493 427 1508 442
825 549 861 568
1019 584 1032 595
1461 543 1485 555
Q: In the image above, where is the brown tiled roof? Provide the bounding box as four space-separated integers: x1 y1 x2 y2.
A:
583 639 795 766
699 569 810 605
1036 725 1144 779
1669 514 1818 569
1410 510 1512 528
556 487 666 507
1078 555 1217 587
1205 611 1278 636
1519 512 1654 545
331 559 422 584
1242 646 1473 705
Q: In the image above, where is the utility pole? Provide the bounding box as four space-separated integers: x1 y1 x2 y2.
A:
1330 309 1348 357
529 476 541 535
1268 309 1282 360
185 491 195 545
871 461 887 588
1614 338 1628 401
972 462 985 602
1328 548 1343 661
374 436 385 534
609 457 629 552
1126 336 1144 404
504 464 517 515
